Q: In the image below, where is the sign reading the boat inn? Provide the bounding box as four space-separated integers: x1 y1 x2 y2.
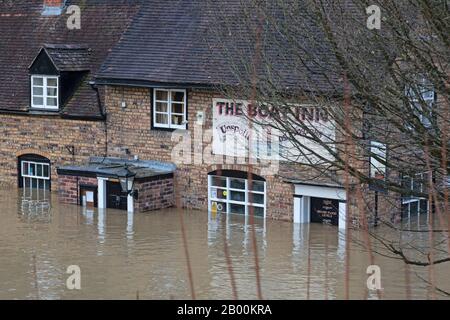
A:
212 98 336 163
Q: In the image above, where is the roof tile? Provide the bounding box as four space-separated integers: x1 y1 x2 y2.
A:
0 0 141 117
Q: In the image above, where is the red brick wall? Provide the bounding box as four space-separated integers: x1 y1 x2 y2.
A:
104 87 296 220
0 114 105 191
58 173 174 213
58 174 97 205
135 177 174 212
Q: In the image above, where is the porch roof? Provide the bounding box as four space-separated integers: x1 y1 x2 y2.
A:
57 157 176 180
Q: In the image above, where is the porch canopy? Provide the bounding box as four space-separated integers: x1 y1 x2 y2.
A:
57 156 176 180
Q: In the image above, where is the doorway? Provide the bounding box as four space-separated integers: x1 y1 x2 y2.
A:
106 181 127 210
293 184 346 229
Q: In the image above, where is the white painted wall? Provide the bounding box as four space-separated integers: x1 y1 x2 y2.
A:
97 177 107 209
338 201 347 230
294 184 346 200
293 197 301 223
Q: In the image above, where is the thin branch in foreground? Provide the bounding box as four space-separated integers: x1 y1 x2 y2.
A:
415 273 450 297
179 210 196 300
379 219 449 233
223 219 238 299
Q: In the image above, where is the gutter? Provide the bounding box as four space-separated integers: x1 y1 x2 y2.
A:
94 77 344 98
94 77 218 90
281 177 345 189
0 107 105 122
60 114 105 121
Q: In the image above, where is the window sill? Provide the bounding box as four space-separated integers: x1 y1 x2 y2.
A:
28 108 60 116
151 126 187 132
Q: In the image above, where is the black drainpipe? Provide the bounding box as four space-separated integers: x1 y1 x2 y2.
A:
65 145 78 204
90 81 108 160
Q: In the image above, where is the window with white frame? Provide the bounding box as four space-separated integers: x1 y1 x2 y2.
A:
153 89 187 129
401 172 429 218
208 174 266 218
406 77 435 127
31 75 59 110
21 160 50 190
370 141 387 180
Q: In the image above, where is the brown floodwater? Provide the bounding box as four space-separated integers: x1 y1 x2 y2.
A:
0 188 449 300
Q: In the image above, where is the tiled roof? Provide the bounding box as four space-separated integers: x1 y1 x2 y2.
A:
96 0 343 93
0 0 141 118
1 0 345 119
42 44 91 72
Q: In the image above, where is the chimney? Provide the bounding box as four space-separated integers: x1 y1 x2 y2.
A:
45 0 62 6
42 0 65 16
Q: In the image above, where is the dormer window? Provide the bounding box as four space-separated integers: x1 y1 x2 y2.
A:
28 44 91 112
31 75 59 110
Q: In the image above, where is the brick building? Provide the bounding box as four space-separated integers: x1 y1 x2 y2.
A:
0 0 402 227
0 0 142 205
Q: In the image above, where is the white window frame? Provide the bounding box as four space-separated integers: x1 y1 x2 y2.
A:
406 77 434 127
401 172 429 217
153 89 187 129
370 141 387 180
21 160 50 191
208 175 266 219
31 75 59 110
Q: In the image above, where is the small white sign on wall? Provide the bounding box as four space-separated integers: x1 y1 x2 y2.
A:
86 191 94 203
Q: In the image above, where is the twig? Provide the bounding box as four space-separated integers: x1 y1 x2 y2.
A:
415 273 450 297
223 219 238 299
179 210 196 299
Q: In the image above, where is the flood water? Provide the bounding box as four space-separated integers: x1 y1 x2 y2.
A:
0 189 449 300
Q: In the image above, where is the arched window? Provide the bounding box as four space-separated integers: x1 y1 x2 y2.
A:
18 154 51 190
208 170 266 218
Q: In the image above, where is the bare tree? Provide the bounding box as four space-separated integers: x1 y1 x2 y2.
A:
206 0 449 295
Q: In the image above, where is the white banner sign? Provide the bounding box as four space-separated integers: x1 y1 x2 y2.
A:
212 99 336 163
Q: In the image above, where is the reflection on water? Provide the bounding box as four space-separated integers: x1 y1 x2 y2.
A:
0 189 448 299
19 188 52 223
